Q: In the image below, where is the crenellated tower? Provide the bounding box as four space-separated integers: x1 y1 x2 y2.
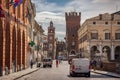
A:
65 12 81 55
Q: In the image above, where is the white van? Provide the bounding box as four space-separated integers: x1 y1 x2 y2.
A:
69 58 90 77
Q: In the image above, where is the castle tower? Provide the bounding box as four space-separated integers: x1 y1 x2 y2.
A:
65 12 81 55
48 21 56 59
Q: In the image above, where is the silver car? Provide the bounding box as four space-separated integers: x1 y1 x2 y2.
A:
43 58 53 68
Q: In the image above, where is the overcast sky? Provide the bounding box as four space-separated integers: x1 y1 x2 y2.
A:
31 0 120 40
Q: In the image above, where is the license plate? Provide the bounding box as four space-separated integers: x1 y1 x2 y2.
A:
76 68 81 70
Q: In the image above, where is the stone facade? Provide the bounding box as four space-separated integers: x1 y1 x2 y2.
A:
33 20 44 62
43 34 48 58
65 12 81 55
0 0 31 76
56 41 67 59
78 11 120 62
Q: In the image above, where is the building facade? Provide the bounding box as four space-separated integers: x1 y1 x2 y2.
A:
65 12 81 55
26 0 36 68
0 0 30 76
47 21 56 59
78 11 120 62
33 20 44 62
56 41 67 59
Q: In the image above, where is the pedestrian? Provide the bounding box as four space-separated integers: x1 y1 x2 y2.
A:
5 66 9 75
92 60 97 71
100 61 103 69
56 59 59 68
90 60 93 69
30 60 33 69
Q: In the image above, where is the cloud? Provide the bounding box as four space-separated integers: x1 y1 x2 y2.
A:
92 0 120 3
32 0 120 40
35 11 66 40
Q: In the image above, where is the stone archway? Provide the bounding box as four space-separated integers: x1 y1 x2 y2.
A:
102 46 111 61
90 46 97 59
70 50 76 55
12 26 17 72
5 22 11 73
17 29 22 71
22 31 25 69
0 19 3 76
115 46 120 60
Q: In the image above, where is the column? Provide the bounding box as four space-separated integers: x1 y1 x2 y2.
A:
111 45 115 60
99 45 102 54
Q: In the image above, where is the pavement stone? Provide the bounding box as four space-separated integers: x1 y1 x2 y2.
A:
0 65 39 80
91 69 120 78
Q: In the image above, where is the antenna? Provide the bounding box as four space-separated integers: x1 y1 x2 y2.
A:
74 8 76 12
116 5 118 11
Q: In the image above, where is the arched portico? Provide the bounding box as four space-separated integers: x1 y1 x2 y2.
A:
115 46 120 60
102 46 111 61
12 26 17 72
70 50 76 55
22 31 25 69
90 46 97 59
0 19 3 76
5 22 11 73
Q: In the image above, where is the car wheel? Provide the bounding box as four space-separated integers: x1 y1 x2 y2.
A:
87 72 90 77
43 65 46 68
70 73 75 77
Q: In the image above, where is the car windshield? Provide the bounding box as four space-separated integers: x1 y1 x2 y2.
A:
43 59 52 62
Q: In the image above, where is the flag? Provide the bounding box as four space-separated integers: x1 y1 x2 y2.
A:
9 0 14 6
0 5 5 17
13 0 22 8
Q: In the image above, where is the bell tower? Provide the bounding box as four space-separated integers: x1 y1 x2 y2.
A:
48 21 55 59
65 12 81 55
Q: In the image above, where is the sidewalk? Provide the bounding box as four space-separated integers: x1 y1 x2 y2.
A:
0 65 39 80
91 69 120 78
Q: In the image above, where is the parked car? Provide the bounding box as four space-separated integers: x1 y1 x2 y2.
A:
69 58 90 77
43 58 52 68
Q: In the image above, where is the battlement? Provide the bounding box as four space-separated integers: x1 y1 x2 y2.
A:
65 12 81 17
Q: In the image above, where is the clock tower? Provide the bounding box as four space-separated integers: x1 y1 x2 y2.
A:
48 21 56 59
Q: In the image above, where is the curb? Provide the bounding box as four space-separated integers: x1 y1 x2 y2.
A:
13 68 39 80
91 71 120 78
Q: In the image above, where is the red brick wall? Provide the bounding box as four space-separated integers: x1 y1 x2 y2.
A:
65 12 81 54
0 0 28 75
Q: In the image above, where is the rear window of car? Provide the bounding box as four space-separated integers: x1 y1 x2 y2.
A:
43 59 52 62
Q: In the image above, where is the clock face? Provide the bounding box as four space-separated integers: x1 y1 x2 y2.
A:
50 36 52 40
51 30 53 32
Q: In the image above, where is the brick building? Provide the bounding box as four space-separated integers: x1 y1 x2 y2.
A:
0 0 31 76
65 12 81 55
56 41 67 59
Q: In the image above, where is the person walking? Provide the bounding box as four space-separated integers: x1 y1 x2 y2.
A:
56 59 59 68
93 60 97 71
30 60 33 69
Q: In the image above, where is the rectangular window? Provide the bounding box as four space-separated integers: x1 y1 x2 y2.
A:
105 33 110 40
117 22 120 25
91 33 98 39
115 33 120 40
105 22 108 25
93 22 96 24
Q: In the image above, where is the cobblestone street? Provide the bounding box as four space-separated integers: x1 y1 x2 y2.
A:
17 61 119 80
